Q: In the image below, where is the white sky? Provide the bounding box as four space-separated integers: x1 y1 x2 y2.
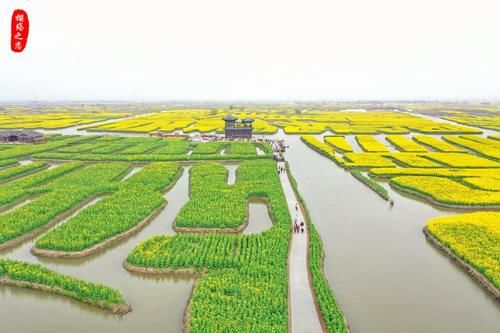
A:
0 0 499 101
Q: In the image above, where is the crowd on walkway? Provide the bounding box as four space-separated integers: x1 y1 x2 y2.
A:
293 202 305 234
275 154 305 235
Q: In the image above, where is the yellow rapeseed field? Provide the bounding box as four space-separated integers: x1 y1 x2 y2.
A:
324 136 353 152
386 135 428 152
0 108 129 129
412 135 466 152
85 109 482 135
355 135 390 152
426 211 500 288
462 177 500 191
390 176 500 206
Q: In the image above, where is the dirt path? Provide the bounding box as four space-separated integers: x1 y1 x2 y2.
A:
278 162 323 333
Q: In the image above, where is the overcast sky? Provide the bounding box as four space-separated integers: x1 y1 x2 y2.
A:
0 0 499 101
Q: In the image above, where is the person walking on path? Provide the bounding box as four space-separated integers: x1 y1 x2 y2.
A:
278 145 323 332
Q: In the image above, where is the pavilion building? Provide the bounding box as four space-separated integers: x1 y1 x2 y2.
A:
223 115 254 139
0 130 45 144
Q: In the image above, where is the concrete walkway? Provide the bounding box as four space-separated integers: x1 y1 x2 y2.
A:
278 162 323 333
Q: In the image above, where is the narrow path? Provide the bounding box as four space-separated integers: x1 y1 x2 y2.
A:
278 161 323 333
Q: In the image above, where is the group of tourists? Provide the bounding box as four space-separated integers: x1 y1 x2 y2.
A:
277 164 286 174
293 203 304 234
294 220 304 234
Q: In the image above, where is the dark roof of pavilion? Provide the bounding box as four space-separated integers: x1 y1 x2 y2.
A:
0 130 44 137
223 115 237 121
241 118 254 123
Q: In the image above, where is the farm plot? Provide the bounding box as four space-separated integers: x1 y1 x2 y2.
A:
0 108 130 129
0 135 95 161
126 160 348 332
34 163 182 255
355 135 390 152
0 162 83 208
387 153 443 168
423 152 500 168
301 136 348 168
126 160 291 332
0 163 129 248
0 159 18 168
324 135 353 153
412 135 466 152
84 109 481 135
0 161 48 182
175 161 277 231
0 259 130 313
343 153 396 168
442 111 500 132
424 212 500 296
385 135 428 152
442 136 500 160
390 176 500 207
369 167 500 179
32 136 272 162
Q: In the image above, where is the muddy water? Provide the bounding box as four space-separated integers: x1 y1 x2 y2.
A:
225 164 238 185
35 113 157 137
0 166 193 333
344 135 363 152
404 111 499 137
120 166 144 182
284 134 500 333
37 127 149 137
244 202 273 234
375 134 397 152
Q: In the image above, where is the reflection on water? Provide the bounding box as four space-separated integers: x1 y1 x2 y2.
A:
285 134 500 333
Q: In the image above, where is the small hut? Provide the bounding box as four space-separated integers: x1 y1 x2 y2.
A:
223 116 253 139
0 130 45 144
